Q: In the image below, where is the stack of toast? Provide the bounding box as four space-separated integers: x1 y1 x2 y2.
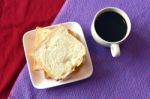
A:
30 25 86 81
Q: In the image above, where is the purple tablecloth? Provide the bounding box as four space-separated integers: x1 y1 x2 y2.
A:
9 0 150 99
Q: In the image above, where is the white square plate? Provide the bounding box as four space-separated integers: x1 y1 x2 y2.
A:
23 22 93 89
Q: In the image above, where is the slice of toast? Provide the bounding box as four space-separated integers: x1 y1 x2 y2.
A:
31 27 53 70
32 25 86 80
34 27 54 48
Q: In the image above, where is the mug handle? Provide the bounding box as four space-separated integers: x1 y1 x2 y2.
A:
110 44 120 57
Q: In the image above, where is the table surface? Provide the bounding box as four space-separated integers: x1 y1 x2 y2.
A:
9 0 150 99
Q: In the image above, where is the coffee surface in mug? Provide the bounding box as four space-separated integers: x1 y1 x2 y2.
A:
94 11 127 42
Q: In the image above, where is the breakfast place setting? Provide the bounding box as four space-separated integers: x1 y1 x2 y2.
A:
1 0 150 99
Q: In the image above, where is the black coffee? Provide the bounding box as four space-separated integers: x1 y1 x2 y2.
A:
95 11 127 42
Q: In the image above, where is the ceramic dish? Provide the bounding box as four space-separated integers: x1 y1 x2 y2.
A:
23 22 93 89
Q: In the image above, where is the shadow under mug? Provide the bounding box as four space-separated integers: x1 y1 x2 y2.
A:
91 7 131 57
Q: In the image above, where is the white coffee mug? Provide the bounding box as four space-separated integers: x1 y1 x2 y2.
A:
91 7 131 57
